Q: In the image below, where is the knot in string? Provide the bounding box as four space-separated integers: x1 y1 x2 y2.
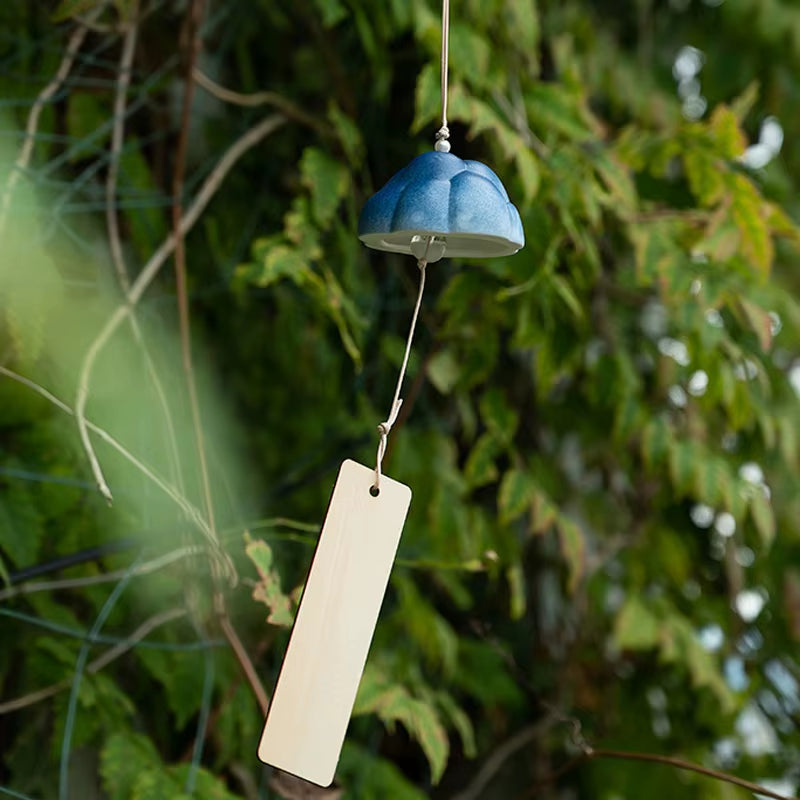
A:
373 252 429 492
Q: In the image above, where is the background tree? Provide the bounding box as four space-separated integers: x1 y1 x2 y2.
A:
1 1 800 798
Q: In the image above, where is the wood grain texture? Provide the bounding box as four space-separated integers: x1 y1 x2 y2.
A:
258 460 412 787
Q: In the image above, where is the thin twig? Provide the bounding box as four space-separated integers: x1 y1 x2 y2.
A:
0 14 94 237
0 546 203 602
74 113 286 502
453 721 551 800
0 366 211 537
173 0 221 566
542 743 799 800
103 4 186 496
106 7 138 293
216 596 269 715
0 608 187 715
192 67 323 131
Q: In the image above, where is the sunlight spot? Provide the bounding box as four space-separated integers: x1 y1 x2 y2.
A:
725 655 749 691
690 503 715 528
735 589 766 622
698 623 724 652
714 511 736 538
658 336 690 365
789 363 800 397
739 462 764 486
640 300 667 338
668 384 687 407
652 714 671 738
736 704 778 756
687 369 708 396
683 94 708 120
735 547 755 567
705 308 724 328
737 627 763 654
756 780 798 800
733 359 758 381
673 46 705 81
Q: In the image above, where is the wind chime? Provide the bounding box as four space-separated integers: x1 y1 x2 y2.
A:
258 0 524 787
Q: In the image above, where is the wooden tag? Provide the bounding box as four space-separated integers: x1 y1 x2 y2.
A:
257 459 412 787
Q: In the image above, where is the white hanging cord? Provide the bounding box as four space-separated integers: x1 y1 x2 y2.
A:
435 0 451 152
373 246 431 492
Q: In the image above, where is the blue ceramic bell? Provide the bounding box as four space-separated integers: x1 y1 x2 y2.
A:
358 0 523 264
358 150 524 262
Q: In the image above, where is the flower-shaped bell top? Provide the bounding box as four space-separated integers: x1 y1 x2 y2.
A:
358 151 524 262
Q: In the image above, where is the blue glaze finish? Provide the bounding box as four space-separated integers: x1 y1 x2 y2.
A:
358 151 524 258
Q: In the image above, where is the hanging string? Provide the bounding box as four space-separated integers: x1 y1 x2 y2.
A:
435 0 451 152
373 247 431 492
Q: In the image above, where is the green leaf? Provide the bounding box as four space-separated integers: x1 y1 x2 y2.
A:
339 743 429 800
730 81 760 122
449 23 491 89
328 102 365 167
0 483 45 567
737 297 773 351
684 149 724 206
354 666 450 784
52 0 102 21
100 733 161 800
244 534 294 626
530 488 558 535
136 649 205 730
749 490 776 547
557 516 585 593
526 83 596 141
504 0 539 55
464 432 500 489
131 769 186 800
498 469 535 524
435 691 477 759
312 0 349 27
730 173 773 276
299 147 350 228
412 63 440 133
515 146 540 206
709 104 748 159
427 348 461 394
614 596 660 650
668 439 698 496
479 387 519 444
506 563 526 619
245 238 310 289
641 416 671 470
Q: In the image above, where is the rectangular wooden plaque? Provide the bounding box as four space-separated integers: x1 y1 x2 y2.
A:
257 459 412 787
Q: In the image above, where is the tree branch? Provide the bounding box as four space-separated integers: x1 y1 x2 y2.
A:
0 13 95 236
0 545 203 602
453 721 552 800
541 741 798 800
192 67 323 131
171 0 227 583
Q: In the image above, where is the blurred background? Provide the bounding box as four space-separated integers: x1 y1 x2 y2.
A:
1 0 800 798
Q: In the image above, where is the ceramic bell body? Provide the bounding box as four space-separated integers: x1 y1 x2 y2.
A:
358 151 524 261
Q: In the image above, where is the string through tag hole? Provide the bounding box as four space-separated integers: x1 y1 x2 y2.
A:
369 485 380 497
